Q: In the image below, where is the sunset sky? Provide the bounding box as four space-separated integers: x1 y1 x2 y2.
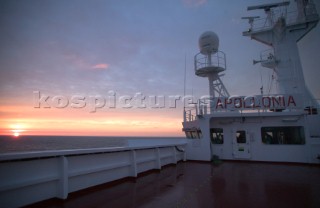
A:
0 0 319 137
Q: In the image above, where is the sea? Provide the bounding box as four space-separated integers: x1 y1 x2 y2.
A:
0 135 184 154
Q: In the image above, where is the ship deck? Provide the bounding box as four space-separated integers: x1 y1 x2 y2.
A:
26 161 320 208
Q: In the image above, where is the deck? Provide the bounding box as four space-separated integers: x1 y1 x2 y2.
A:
26 161 320 208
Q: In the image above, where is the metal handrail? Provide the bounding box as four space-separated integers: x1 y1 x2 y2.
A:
194 51 226 72
250 10 299 32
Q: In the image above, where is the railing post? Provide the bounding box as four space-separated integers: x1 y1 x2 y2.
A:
172 147 177 164
58 156 68 199
131 150 137 177
195 104 198 116
156 148 161 170
194 54 197 72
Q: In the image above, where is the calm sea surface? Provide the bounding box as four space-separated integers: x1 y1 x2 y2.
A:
0 135 183 154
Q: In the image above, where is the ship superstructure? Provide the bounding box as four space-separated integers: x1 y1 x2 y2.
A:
182 0 320 163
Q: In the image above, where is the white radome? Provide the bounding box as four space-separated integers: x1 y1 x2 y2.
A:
198 31 219 55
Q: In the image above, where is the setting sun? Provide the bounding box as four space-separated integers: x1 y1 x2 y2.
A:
8 123 26 137
13 132 20 137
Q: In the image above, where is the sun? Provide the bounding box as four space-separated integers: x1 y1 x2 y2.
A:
13 132 20 137
10 123 26 137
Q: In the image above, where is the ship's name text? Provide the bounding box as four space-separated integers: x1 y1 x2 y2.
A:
211 94 300 110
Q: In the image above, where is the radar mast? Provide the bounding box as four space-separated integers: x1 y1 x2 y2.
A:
194 31 229 102
242 0 319 108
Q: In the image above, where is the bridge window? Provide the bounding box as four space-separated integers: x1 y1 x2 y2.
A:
186 131 192 138
211 128 224 144
191 131 198 138
261 126 305 144
185 130 202 139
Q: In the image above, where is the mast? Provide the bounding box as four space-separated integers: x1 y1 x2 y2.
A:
242 0 319 108
194 31 229 111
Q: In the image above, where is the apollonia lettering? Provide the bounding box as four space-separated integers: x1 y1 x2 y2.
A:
212 95 299 110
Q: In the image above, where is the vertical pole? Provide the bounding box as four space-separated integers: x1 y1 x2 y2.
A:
183 54 187 108
208 74 215 111
156 148 161 170
173 147 177 164
58 156 68 199
207 53 212 66
131 150 137 177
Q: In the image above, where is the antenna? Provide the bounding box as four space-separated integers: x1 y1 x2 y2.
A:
183 53 187 108
194 31 229 100
259 68 264 95
241 16 260 19
247 1 290 11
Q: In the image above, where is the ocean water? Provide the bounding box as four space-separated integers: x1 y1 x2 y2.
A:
0 135 183 154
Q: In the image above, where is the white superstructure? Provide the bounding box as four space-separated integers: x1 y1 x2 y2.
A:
183 0 320 163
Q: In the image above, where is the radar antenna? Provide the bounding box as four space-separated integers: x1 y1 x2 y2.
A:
247 1 290 11
194 31 229 100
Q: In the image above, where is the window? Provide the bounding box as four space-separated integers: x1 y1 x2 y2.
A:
211 128 224 144
261 126 305 145
191 131 198 138
185 130 202 139
185 131 192 139
236 130 246 143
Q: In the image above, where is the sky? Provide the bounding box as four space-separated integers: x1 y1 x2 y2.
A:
0 0 319 137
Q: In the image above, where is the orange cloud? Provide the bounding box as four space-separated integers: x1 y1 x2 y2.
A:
92 63 109 70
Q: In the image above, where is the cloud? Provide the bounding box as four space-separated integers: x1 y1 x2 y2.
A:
182 0 207 7
92 63 109 70
64 53 89 69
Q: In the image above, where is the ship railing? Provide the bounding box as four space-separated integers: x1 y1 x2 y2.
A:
0 138 187 207
249 4 319 32
304 98 320 115
198 97 212 114
184 106 198 122
183 99 211 122
249 10 300 32
204 105 305 114
194 51 226 72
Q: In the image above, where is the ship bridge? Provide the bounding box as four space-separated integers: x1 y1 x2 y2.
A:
182 1 320 163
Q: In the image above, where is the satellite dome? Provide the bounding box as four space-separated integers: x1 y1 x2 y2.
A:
198 31 219 55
